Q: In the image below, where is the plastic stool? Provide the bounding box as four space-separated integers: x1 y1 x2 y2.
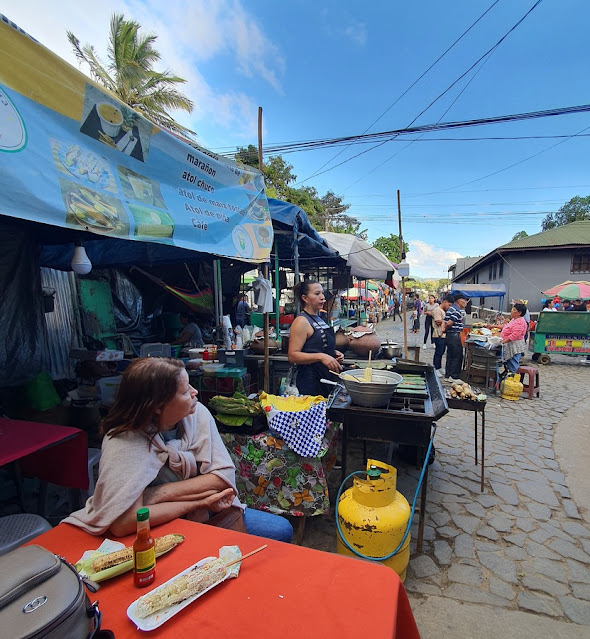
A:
82 447 102 502
0 514 52 556
517 365 540 399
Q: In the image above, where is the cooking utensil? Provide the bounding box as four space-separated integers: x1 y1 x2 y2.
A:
381 342 403 358
363 349 373 382
338 369 403 408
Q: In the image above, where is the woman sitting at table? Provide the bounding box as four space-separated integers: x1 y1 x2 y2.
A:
288 280 344 397
500 302 528 373
64 358 293 542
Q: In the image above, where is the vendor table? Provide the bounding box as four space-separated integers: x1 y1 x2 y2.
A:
0 419 89 510
29 519 420 639
220 420 339 518
446 398 487 492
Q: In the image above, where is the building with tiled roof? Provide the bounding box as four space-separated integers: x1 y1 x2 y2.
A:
449 221 590 313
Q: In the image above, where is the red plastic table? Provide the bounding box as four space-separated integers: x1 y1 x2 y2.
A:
30 519 421 639
0 418 89 492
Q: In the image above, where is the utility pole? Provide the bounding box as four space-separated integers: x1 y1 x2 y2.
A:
397 190 409 359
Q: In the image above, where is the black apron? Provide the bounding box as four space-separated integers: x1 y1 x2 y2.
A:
296 312 336 397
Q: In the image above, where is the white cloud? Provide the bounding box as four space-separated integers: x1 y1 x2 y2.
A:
3 0 283 140
343 21 367 46
407 240 462 278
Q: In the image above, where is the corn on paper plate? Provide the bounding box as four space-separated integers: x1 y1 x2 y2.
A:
127 546 241 631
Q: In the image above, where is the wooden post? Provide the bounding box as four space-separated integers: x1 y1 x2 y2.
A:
397 190 408 359
258 107 270 393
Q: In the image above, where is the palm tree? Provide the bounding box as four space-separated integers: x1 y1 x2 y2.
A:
67 13 195 137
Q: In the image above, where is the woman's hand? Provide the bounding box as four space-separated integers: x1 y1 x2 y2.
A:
205 487 236 512
334 350 344 363
320 353 343 372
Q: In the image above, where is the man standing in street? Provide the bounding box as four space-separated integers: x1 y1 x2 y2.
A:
432 295 454 377
444 293 469 382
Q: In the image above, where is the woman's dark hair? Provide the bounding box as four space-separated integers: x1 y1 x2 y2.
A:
513 303 527 317
100 357 186 438
293 280 319 305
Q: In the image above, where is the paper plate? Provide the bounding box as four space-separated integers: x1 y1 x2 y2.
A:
127 557 230 632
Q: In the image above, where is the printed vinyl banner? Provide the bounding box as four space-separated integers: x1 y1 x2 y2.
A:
0 16 273 262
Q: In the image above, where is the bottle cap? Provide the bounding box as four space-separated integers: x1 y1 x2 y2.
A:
136 507 150 522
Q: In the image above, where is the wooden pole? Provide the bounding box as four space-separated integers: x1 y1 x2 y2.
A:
258 107 270 392
397 190 408 359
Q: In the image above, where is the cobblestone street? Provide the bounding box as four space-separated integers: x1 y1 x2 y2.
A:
302 314 590 631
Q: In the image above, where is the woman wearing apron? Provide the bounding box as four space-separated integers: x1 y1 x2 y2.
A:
288 281 344 396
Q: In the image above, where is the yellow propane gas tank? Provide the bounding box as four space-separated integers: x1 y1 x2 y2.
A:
501 373 523 401
337 459 411 581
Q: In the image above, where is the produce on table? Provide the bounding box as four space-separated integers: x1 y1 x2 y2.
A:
135 558 228 619
209 392 263 427
450 382 477 400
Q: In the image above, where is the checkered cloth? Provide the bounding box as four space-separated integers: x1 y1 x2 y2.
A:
268 402 327 457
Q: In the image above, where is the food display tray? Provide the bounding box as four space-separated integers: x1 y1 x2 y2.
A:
127 557 230 631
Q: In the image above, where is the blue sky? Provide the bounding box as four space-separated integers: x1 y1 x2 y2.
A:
5 0 590 277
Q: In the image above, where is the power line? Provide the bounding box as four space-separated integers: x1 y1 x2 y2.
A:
277 0 546 183
296 0 502 185
219 103 590 158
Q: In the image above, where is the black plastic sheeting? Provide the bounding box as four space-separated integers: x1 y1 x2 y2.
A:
0 222 47 387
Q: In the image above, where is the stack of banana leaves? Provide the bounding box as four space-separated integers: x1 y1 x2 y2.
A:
209 392 264 428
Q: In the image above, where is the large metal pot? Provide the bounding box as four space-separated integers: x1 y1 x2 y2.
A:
340 369 403 408
381 342 403 358
249 331 279 355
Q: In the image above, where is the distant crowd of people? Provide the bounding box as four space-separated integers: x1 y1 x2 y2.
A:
542 297 590 312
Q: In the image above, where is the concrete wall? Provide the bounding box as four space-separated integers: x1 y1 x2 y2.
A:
455 249 576 313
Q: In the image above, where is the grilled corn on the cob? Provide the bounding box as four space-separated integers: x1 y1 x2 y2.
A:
136 558 228 619
91 534 180 572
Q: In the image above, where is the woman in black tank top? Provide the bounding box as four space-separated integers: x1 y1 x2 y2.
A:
288 281 344 396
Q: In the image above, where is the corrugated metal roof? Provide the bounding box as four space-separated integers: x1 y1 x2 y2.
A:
499 221 590 249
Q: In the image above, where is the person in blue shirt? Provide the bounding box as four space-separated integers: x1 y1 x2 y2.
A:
444 293 468 382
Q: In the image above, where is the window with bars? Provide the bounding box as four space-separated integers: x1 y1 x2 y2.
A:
571 252 590 273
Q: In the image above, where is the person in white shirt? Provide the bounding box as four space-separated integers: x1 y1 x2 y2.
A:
542 300 557 312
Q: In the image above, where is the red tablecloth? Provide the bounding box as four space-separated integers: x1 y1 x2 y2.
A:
0 418 88 489
30 520 421 639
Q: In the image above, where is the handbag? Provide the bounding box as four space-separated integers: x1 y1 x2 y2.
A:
0 544 101 639
205 506 247 533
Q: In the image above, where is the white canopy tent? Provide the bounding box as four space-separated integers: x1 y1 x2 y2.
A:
319 232 397 280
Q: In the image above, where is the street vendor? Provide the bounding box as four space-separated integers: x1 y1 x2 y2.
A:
443 293 468 382
171 311 204 347
501 303 528 373
64 357 293 542
288 280 344 396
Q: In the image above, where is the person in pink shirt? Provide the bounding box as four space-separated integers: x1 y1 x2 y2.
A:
501 303 528 373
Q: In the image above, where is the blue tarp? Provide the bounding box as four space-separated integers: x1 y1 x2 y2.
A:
451 283 506 297
268 198 342 268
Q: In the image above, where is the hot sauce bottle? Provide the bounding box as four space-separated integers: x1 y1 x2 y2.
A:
133 507 156 588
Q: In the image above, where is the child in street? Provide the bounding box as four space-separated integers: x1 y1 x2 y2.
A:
411 309 419 333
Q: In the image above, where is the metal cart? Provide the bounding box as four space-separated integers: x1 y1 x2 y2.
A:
529 311 590 364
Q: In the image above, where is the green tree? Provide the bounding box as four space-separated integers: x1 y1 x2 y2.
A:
372 234 410 264
511 230 529 242
233 148 363 234
541 196 590 231
67 13 194 136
